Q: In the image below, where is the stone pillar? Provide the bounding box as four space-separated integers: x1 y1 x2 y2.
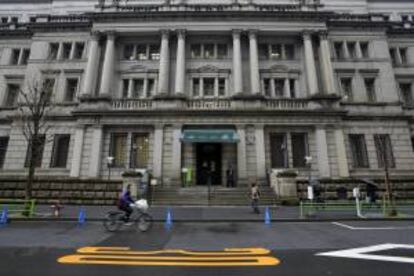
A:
236 125 247 180
248 30 261 94
356 41 363 59
232 29 243 94
56 42 63 60
158 30 170 94
255 124 267 182
88 126 104 178
407 47 414 65
175 29 186 95
315 126 330 178
318 31 336 94
127 79 134 98
284 78 291 98
303 31 319 96
70 126 85 177
99 32 116 96
342 42 350 59
81 32 100 96
334 127 350 177
69 42 76 60
171 125 182 181
153 125 164 179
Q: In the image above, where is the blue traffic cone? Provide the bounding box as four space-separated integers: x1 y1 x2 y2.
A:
264 207 271 226
0 207 8 226
165 208 173 230
77 207 86 226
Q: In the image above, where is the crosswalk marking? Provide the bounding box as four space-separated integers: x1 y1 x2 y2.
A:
58 247 280 267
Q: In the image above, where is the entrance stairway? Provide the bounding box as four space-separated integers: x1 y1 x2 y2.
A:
150 186 276 206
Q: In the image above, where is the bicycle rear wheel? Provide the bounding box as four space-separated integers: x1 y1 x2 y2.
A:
103 212 124 232
136 213 153 232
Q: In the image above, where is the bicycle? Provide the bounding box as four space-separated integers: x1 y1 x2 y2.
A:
103 200 153 232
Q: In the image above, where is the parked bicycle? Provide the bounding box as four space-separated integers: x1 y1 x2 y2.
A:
103 199 153 232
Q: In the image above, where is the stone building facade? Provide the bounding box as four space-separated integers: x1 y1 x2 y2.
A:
0 0 414 194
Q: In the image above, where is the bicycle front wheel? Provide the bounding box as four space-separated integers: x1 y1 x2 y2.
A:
103 212 124 232
136 213 153 232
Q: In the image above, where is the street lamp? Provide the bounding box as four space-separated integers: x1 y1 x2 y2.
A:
305 156 313 201
107 156 114 180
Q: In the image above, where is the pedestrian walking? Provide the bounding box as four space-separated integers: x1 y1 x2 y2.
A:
250 183 261 214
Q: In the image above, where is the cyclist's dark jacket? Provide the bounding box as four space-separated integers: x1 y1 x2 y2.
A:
119 190 134 208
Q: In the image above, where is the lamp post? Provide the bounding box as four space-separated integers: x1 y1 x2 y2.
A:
305 156 313 201
107 156 114 180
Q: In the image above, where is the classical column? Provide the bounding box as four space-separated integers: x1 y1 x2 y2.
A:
69 42 76 60
174 29 186 95
81 32 100 96
303 31 319 96
255 124 267 183
127 79 134 98
88 126 104 178
56 42 63 60
284 78 291 97
152 125 164 180
342 42 350 59
334 127 350 177
99 32 116 96
232 29 243 94
318 31 336 94
236 125 247 181
158 30 170 94
170 125 182 182
315 126 330 178
70 126 85 177
407 47 414 65
355 41 363 59
248 30 261 94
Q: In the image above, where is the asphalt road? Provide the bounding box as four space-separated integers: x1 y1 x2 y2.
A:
0 220 413 275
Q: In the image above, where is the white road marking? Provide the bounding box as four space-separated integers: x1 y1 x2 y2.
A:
317 243 414 264
332 222 414 230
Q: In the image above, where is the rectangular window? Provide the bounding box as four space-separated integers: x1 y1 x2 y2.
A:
62 43 72 60
274 79 285 97
130 133 149 168
204 44 214 59
1 17 8 24
258 44 268 59
390 48 397 65
285 44 295 60
0 137 9 168
334 42 344 59
73 42 85 59
149 44 160 60
21 49 30 65
349 134 369 168
191 44 201 58
347 42 356 59
270 133 288 168
122 79 129 98
263 78 271 97
217 44 228 59
400 48 408 65
192 78 200 97
270 44 282 60
218 78 226 96
400 83 413 105
291 133 308 168
11 17 17 23
65 78 78 102
340 78 353 101
50 134 70 168
360 42 369 58
25 135 45 168
364 78 376 103
109 133 127 167
123 44 134 60
203 78 215 96
147 79 155 97
132 79 144 98
4 83 19 106
10 49 20 65
43 78 55 101
48 43 59 60
411 137 414 152
289 79 296 98
136 44 147 60
374 134 395 168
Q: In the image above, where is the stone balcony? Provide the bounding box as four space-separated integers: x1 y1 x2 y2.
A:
110 98 311 111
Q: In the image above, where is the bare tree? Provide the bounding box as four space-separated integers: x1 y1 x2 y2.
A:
15 77 55 200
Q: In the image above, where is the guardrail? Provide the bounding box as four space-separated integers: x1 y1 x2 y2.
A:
0 199 36 218
112 99 153 110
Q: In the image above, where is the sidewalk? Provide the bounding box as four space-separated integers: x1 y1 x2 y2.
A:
25 204 399 222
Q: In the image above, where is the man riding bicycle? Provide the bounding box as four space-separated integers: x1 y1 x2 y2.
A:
118 184 134 223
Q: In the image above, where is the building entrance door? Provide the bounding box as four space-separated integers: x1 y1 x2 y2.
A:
196 143 222 186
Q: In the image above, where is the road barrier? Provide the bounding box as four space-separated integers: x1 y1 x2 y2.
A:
0 199 35 218
165 208 173 230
